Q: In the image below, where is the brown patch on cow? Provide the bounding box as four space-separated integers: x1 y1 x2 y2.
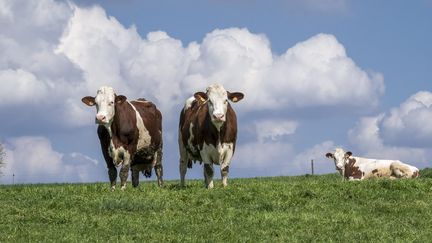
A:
412 170 419 178
372 169 378 174
344 158 363 179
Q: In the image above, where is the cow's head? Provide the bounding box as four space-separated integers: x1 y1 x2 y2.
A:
325 148 352 172
81 86 127 125
194 84 244 129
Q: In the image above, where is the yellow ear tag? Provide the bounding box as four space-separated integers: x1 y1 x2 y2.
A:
232 97 238 102
200 97 206 102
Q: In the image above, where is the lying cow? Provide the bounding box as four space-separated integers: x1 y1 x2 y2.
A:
325 148 419 180
179 84 244 188
82 86 163 190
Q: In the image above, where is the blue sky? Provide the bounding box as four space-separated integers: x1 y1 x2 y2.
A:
0 0 431 184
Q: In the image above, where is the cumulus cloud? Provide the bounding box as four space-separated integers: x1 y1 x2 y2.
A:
184 29 384 111
1 0 383 126
254 120 298 142
381 91 432 147
0 136 104 184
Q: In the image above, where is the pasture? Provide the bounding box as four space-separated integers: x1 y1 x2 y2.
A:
1 171 432 242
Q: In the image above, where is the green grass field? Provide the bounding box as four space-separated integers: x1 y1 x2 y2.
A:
1 170 432 242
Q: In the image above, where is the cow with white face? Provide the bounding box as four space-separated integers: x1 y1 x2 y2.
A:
82 86 163 190
325 148 419 180
179 84 244 188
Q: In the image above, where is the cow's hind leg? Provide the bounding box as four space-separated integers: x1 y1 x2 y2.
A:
204 163 214 189
180 159 188 187
154 150 164 187
390 162 410 178
131 166 140 188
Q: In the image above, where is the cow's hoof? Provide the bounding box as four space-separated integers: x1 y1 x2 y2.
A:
110 186 116 191
206 181 214 189
121 185 126 191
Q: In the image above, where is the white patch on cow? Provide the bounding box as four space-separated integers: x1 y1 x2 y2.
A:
206 84 229 129
109 142 130 166
184 96 195 110
201 142 234 166
128 101 151 150
94 86 116 128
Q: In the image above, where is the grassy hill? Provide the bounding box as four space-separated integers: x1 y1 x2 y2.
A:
1 172 432 242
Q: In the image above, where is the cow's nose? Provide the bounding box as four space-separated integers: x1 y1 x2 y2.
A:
96 114 106 122
213 113 225 121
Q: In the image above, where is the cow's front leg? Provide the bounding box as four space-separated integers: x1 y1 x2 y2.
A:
204 163 214 189
108 166 117 191
120 164 130 190
220 144 234 187
220 165 229 187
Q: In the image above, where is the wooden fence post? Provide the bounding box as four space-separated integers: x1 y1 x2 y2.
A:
311 159 314 175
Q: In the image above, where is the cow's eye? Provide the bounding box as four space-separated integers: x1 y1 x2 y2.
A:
109 101 114 105
224 100 228 104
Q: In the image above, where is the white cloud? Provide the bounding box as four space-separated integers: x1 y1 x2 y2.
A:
1 1 383 127
381 91 432 147
0 136 104 184
184 30 384 111
254 120 298 142
0 69 51 106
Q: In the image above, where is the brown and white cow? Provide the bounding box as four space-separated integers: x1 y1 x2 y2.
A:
82 86 163 190
179 84 244 188
325 148 419 180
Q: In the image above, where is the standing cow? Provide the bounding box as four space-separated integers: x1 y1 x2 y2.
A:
179 84 244 188
82 86 163 190
325 148 419 180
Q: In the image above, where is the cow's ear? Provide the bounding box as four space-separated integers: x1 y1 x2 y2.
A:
194 92 208 103
82 96 96 106
227 91 244 103
325 153 334 159
115 95 127 104
345 151 353 157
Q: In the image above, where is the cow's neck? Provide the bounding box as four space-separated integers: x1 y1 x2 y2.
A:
204 112 225 144
105 102 131 139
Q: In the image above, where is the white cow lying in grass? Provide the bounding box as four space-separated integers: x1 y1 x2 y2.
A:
325 148 419 180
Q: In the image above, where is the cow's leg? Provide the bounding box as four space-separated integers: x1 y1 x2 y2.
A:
120 163 130 190
221 165 229 187
204 163 214 189
108 166 117 191
220 143 234 187
154 150 164 187
98 126 117 191
180 159 188 187
131 166 139 188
